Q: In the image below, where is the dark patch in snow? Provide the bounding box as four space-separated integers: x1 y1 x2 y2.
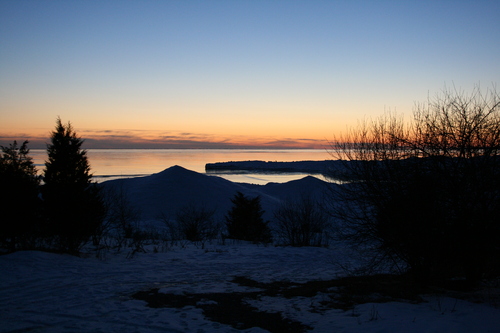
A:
132 274 430 332
231 274 426 310
133 286 311 333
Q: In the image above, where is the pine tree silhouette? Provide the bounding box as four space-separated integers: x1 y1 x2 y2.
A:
0 140 40 250
225 192 272 243
42 118 105 253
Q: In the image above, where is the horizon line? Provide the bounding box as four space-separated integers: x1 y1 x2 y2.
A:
27 147 329 150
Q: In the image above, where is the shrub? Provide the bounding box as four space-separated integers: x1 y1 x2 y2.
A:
225 192 272 243
100 184 142 249
173 203 219 242
274 195 330 247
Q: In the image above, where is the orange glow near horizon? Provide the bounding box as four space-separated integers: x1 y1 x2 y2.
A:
0 111 351 149
0 124 339 150
2 2 496 150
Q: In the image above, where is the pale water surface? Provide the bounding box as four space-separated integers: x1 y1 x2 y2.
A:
30 149 332 184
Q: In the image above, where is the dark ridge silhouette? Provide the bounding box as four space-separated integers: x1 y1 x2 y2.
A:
100 165 336 221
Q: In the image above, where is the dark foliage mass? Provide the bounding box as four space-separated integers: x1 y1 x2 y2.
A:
0 140 41 250
331 85 500 286
41 118 106 253
1 119 106 254
225 191 272 243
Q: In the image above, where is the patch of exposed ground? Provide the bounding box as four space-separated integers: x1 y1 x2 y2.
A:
133 274 500 332
133 288 309 332
132 274 430 332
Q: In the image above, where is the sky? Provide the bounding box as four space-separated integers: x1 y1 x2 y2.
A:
1 0 499 149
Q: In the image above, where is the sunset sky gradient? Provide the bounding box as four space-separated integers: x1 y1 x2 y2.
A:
1 0 499 148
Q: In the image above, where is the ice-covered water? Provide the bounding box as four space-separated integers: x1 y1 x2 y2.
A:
30 149 331 184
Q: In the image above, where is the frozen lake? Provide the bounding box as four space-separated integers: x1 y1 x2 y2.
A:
30 149 332 184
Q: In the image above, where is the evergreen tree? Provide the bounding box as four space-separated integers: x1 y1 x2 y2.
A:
0 140 40 250
42 118 105 253
225 192 272 243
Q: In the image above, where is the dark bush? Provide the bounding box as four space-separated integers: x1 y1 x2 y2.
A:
225 192 272 243
0 140 41 250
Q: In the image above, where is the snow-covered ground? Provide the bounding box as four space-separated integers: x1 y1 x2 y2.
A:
2 244 499 333
1 165 500 332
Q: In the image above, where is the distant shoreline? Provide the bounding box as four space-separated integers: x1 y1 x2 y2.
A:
29 148 329 151
206 160 346 177
30 149 334 184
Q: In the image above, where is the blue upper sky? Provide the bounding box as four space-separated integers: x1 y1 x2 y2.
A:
1 0 499 148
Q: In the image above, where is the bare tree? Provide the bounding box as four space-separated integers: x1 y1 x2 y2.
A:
330 85 500 285
274 195 330 247
178 203 219 242
163 203 220 245
101 184 141 249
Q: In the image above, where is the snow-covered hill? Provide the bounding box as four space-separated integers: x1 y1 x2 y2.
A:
101 165 337 221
